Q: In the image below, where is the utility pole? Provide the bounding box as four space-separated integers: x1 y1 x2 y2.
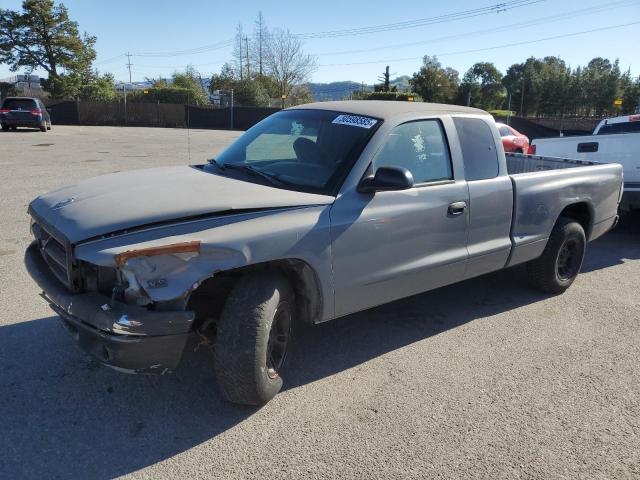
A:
123 83 127 126
520 66 526 117
126 52 133 84
244 36 250 79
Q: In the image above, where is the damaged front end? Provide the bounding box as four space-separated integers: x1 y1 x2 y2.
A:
25 218 197 374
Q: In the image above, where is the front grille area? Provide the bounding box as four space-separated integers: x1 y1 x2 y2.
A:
32 219 74 289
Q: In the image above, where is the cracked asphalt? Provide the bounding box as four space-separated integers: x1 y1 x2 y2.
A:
1 126 639 479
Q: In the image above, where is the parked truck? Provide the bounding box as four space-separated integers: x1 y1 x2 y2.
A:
25 101 623 405
530 114 640 211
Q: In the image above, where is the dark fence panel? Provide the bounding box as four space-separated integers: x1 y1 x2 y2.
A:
186 105 230 129
47 101 79 125
232 107 280 130
44 101 280 130
185 106 280 130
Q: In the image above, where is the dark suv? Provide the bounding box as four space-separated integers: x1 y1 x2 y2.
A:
0 97 51 132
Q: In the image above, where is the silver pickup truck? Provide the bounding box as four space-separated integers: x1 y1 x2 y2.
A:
25 101 623 405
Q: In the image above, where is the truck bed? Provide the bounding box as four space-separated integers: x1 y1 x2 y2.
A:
505 152 600 174
504 152 622 268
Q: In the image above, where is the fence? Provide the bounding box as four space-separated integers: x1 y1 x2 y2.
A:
46 100 281 131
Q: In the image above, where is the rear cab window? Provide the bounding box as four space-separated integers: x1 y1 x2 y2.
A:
596 121 640 135
453 117 500 181
2 98 37 110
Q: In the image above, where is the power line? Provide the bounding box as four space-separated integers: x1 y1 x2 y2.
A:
94 53 126 66
131 39 234 58
317 20 640 67
294 0 543 39
117 0 541 59
311 0 638 57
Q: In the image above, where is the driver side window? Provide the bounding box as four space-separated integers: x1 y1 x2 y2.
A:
372 120 452 184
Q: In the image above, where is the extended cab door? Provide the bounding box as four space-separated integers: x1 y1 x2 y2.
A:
452 116 513 279
330 118 469 318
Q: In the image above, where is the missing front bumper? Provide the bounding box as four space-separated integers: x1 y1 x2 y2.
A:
25 241 195 373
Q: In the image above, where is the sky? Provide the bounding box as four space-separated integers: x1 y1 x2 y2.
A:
1 0 639 84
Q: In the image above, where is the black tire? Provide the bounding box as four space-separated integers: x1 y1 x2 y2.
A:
214 273 295 405
1 125 8 132
526 217 586 293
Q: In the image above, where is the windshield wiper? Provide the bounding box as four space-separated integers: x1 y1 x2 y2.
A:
223 163 288 188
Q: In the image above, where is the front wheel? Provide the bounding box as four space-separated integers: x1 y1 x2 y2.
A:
214 273 294 405
526 217 586 293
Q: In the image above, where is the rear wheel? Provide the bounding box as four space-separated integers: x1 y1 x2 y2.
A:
214 273 294 405
527 217 586 293
1 125 8 132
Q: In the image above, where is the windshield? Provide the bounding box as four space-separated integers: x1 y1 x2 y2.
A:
208 109 379 195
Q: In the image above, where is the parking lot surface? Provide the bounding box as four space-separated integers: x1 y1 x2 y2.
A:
1 126 639 479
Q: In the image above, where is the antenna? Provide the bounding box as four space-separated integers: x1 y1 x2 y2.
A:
186 90 191 163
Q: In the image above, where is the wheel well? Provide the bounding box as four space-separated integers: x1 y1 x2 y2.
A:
559 202 593 239
187 259 322 331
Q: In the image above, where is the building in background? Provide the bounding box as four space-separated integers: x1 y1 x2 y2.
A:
0 74 45 97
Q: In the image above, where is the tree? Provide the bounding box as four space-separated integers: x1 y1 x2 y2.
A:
252 12 268 77
376 65 391 92
232 22 244 81
410 55 459 103
78 71 115 101
210 71 271 107
171 65 209 105
0 0 96 98
264 28 317 107
457 62 503 110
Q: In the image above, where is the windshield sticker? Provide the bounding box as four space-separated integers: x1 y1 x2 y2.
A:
332 114 378 129
290 121 304 135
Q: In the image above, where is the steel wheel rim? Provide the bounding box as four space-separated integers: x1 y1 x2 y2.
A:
266 302 291 379
557 238 580 280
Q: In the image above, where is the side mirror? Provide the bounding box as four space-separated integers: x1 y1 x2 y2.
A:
358 166 414 193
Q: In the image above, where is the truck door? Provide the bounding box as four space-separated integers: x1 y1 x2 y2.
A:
452 117 513 279
330 119 469 318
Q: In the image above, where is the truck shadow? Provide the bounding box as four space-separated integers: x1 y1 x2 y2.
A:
581 212 640 272
1 218 637 479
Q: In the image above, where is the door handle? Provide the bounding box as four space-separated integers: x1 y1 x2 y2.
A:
447 201 467 216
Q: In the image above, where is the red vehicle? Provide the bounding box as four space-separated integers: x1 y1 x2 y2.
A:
496 122 529 153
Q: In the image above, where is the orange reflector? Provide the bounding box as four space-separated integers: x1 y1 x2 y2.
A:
114 241 201 267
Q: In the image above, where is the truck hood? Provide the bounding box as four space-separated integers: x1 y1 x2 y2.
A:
29 165 334 243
